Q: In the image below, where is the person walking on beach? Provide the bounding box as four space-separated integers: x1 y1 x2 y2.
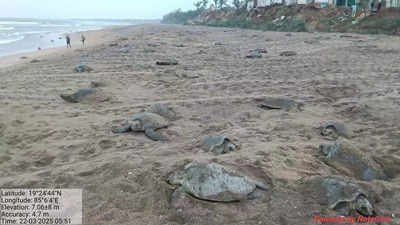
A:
66 35 71 48
81 34 86 47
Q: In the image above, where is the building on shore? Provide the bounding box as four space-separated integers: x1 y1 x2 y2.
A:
253 0 399 7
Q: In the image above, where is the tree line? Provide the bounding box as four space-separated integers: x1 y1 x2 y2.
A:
194 0 256 11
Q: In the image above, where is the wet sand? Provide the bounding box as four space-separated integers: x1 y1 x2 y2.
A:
0 24 399 225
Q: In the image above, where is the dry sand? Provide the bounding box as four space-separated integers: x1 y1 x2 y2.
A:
0 24 399 225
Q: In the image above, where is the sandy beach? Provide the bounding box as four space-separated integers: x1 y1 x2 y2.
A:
0 27 123 69
0 24 399 225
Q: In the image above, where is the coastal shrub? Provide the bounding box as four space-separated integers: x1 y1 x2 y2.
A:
162 9 201 24
357 17 400 35
198 17 307 32
274 19 307 32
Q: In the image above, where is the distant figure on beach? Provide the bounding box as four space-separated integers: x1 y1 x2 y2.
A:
377 0 382 11
81 34 86 47
66 35 72 48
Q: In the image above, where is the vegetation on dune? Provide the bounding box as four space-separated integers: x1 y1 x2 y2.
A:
357 17 400 35
162 0 400 35
162 9 202 24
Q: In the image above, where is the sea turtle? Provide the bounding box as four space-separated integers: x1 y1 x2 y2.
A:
320 122 351 139
319 142 386 181
156 59 178 66
250 48 268 54
301 176 375 217
246 51 262 59
60 88 109 103
149 103 178 121
304 40 319 45
73 65 93 73
167 162 270 202
280 51 297 56
90 81 107 88
256 97 304 111
112 112 169 141
201 135 239 155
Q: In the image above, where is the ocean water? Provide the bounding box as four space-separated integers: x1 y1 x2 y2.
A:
0 18 146 57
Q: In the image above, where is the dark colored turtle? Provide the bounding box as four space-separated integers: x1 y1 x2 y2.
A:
90 81 107 88
256 97 304 111
73 65 93 73
319 142 386 181
156 59 178 66
174 44 185 47
304 40 319 44
112 113 169 141
301 176 375 217
280 51 297 56
201 135 238 155
246 52 262 59
320 122 351 139
250 48 268 54
167 162 270 202
60 88 102 103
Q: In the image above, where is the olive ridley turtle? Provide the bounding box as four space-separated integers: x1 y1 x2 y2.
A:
73 65 93 73
112 112 169 141
167 162 270 202
156 59 178 66
301 176 375 217
60 88 110 103
149 103 178 121
256 97 304 111
320 122 351 139
280 51 297 56
201 135 239 155
319 142 386 181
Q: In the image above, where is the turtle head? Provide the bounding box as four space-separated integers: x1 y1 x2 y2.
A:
319 143 339 159
167 171 185 185
354 195 375 217
225 142 237 153
297 102 305 111
129 120 143 131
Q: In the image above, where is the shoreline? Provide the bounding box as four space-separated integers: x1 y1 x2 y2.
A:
0 26 124 69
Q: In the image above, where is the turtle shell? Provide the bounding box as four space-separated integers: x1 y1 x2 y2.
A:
60 88 110 103
201 136 238 155
320 122 351 139
300 176 373 216
319 142 386 181
168 162 268 202
149 103 178 121
131 113 169 131
256 97 302 110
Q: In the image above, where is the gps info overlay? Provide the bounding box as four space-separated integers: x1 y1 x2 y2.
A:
0 189 82 225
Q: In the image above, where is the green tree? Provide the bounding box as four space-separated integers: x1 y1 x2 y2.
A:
194 0 209 11
218 0 227 8
233 0 241 8
213 0 219 7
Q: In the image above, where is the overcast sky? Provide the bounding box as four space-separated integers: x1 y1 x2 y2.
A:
0 0 196 19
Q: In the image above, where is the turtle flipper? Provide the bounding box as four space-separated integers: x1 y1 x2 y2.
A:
60 94 78 103
112 126 132 134
144 128 167 141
